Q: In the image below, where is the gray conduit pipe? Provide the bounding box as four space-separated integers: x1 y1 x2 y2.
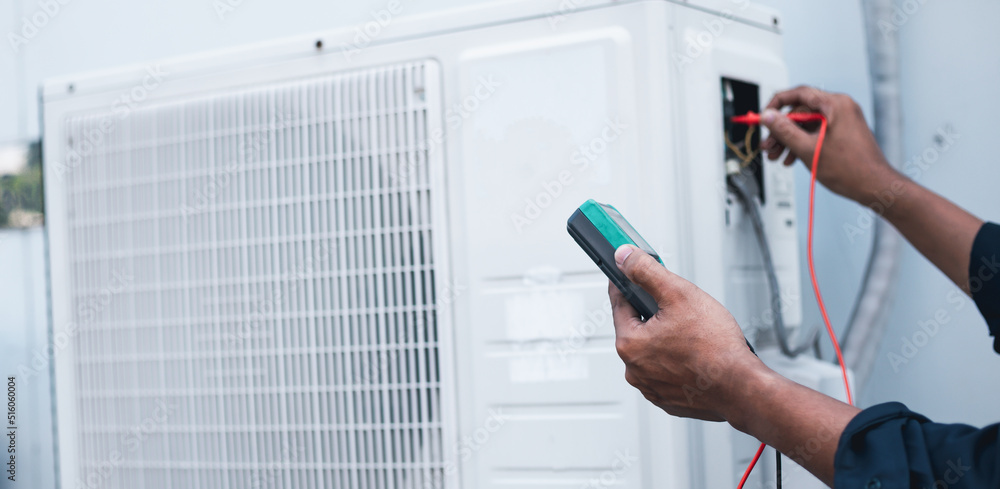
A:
840 0 906 389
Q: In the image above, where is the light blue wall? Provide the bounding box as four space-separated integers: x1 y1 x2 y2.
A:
0 227 53 489
861 0 1000 425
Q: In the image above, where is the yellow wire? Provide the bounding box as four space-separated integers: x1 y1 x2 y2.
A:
724 132 748 162
724 126 763 168
745 125 755 158
741 124 762 168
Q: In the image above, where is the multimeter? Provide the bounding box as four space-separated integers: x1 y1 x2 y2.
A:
567 199 663 320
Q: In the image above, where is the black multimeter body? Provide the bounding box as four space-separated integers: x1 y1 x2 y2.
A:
567 199 663 320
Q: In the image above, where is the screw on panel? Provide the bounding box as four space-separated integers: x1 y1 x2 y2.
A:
934 124 954 147
67 84 75 94
773 17 780 27
315 39 323 50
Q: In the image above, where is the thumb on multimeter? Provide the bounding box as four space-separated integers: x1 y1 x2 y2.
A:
614 245 679 306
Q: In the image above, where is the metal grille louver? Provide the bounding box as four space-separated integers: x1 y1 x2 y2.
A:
62 61 448 489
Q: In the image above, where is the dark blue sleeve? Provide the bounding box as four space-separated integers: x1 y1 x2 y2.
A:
834 402 1000 488
832 224 1000 486
969 222 1000 353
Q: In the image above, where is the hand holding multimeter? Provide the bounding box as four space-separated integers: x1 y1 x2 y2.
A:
567 199 756 352
566 199 762 423
567 200 663 320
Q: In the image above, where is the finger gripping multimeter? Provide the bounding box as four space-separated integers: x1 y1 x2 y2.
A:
567 199 663 320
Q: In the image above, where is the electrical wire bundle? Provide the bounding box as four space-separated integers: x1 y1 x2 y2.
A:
725 133 820 358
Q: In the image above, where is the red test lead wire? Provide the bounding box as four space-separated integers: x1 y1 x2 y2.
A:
730 111 853 489
737 442 767 489
802 115 853 405
730 110 826 125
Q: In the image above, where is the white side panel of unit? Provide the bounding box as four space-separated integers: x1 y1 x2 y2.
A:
459 31 643 487
46 60 457 489
458 29 630 278
446 3 690 488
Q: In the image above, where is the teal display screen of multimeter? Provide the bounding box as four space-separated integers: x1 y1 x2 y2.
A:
567 199 663 320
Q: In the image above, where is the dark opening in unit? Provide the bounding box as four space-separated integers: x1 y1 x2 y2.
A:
721 78 764 204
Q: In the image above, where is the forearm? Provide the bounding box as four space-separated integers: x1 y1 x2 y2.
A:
859 166 983 292
723 362 861 486
763 87 983 291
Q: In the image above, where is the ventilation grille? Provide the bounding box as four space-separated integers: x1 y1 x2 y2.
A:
62 61 447 489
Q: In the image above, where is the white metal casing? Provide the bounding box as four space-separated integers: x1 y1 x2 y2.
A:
42 1 812 488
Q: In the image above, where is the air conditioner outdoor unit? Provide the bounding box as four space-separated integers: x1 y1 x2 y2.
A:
43 1 845 488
